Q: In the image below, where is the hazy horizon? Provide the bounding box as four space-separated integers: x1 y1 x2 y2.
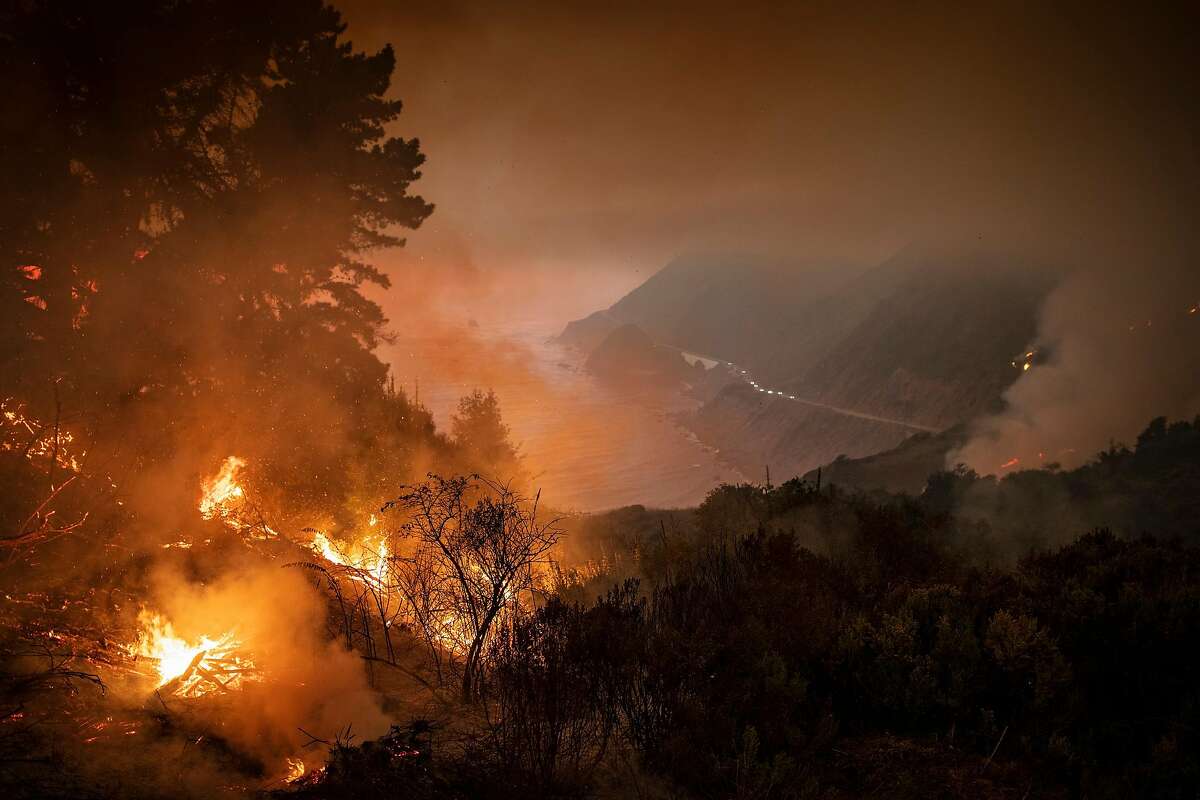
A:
335 0 1197 330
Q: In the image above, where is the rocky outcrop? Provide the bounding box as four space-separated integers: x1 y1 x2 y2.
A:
585 323 704 388
559 309 621 355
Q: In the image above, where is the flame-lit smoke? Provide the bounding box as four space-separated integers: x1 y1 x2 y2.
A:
952 266 1200 473
125 564 390 783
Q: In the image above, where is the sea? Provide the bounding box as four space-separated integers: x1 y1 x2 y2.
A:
381 317 746 511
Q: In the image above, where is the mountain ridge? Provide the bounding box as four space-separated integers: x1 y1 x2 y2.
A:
560 247 1057 481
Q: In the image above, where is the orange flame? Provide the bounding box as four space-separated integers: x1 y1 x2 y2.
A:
285 758 307 783
310 530 389 584
197 456 279 539
127 610 258 697
199 456 246 520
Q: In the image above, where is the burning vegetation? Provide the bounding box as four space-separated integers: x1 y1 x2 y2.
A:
3 2 1200 799
0 1 555 793
126 610 258 698
1 446 559 794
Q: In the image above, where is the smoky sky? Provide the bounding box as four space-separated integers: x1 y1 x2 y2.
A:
337 0 1199 313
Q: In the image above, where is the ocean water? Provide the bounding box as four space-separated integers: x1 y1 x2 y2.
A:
383 318 745 511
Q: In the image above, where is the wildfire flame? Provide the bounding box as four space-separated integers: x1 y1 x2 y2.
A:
999 457 1020 470
285 758 307 783
127 610 258 697
199 456 246 520
310 530 389 584
196 456 277 538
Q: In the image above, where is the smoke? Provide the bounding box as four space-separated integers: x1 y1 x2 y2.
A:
341 1 1200 491
951 261 1200 473
116 562 389 786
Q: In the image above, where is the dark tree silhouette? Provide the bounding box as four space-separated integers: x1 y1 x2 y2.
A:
451 389 521 478
1 0 433 525
386 475 560 701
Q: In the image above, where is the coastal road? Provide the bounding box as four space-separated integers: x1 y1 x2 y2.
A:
664 344 940 434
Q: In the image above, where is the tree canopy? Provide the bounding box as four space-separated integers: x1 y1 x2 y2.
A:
2 0 434 526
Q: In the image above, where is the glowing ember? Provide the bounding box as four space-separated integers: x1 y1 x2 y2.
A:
127 610 258 697
1 398 85 473
199 456 246 520
999 457 1020 470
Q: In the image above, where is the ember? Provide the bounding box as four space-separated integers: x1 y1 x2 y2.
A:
1 398 85 473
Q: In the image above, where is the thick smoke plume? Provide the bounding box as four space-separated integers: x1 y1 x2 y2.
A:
952 262 1200 473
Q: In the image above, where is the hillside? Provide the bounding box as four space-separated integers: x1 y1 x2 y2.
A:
801 425 970 494
786 249 1050 429
561 247 1055 480
689 383 918 481
541 417 1200 800
560 253 871 382
583 323 703 387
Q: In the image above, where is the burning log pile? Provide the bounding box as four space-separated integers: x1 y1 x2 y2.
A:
126 611 259 699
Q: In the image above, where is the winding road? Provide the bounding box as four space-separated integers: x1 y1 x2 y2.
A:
667 345 940 434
